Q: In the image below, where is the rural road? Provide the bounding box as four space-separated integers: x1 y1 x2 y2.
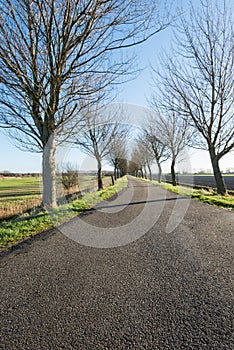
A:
0 176 233 349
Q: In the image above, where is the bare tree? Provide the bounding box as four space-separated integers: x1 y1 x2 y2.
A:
141 125 169 182
156 109 191 186
135 134 155 180
0 0 171 208
75 105 128 190
128 160 137 177
61 162 79 195
154 0 234 194
118 157 128 178
108 137 128 180
129 144 149 179
148 92 193 186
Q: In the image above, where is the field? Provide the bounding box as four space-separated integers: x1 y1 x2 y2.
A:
0 177 41 220
0 174 114 220
163 174 234 190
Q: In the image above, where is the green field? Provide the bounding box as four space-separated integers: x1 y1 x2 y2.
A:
0 177 41 198
0 177 42 219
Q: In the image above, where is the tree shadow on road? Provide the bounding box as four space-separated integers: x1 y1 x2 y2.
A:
85 196 188 212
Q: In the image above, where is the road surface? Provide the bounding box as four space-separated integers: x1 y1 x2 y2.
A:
0 177 233 349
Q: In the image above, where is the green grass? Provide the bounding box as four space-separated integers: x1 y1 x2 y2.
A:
0 177 42 220
0 176 128 249
0 177 41 201
0 177 41 196
137 177 234 211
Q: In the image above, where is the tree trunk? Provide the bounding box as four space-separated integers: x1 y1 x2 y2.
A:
209 148 227 195
147 161 152 181
97 158 103 191
114 165 117 181
113 158 118 180
171 159 177 186
157 161 162 183
42 133 57 208
143 165 147 179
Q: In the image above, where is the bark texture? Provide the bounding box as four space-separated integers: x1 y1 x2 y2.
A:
42 134 57 208
209 148 227 195
97 159 103 191
171 159 177 186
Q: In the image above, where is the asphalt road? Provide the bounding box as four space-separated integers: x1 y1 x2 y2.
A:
0 177 233 349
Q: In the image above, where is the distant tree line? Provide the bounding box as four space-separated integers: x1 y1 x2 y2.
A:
0 172 40 177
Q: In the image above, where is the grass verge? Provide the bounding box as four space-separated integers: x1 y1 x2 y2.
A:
137 178 234 211
0 176 128 249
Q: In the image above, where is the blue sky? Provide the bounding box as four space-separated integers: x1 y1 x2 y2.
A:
0 2 234 174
